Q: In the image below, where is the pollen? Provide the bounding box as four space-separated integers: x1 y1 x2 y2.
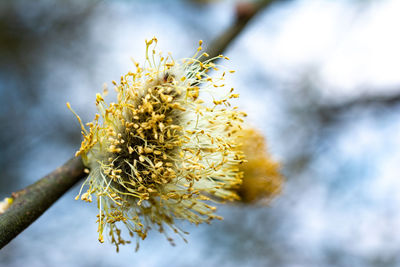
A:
69 37 246 251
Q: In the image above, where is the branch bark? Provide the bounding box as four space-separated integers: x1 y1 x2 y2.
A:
0 156 86 249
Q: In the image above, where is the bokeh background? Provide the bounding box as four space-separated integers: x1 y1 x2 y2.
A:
1 0 400 266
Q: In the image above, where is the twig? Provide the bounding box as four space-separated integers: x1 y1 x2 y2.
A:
206 0 278 59
0 157 86 249
321 92 400 112
318 92 400 123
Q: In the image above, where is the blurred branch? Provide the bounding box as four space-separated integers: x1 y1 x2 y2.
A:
318 91 400 122
321 92 400 111
206 0 280 59
0 157 85 249
0 0 279 249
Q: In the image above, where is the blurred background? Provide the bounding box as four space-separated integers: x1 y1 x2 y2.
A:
1 0 400 266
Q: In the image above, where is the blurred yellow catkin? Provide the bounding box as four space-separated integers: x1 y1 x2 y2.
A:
236 128 283 204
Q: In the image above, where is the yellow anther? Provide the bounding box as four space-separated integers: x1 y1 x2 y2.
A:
144 147 153 153
155 162 163 168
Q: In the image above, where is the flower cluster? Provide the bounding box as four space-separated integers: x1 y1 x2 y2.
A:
236 128 283 203
68 38 246 251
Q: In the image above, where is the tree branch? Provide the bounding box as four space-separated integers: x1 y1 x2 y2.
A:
0 156 86 249
317 91 400 123
206 0 279 59
321 92 400 112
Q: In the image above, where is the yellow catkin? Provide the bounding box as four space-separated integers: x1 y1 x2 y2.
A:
69 37 246 251
236 128 283 204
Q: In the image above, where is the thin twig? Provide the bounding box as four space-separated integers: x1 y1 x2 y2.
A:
206 0 278 59
318 92 400 123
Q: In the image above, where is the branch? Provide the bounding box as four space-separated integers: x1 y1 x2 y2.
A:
206 0 279 59
0 0 278 249
0 156 85 249
318 91 400 122
322 92 400 112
